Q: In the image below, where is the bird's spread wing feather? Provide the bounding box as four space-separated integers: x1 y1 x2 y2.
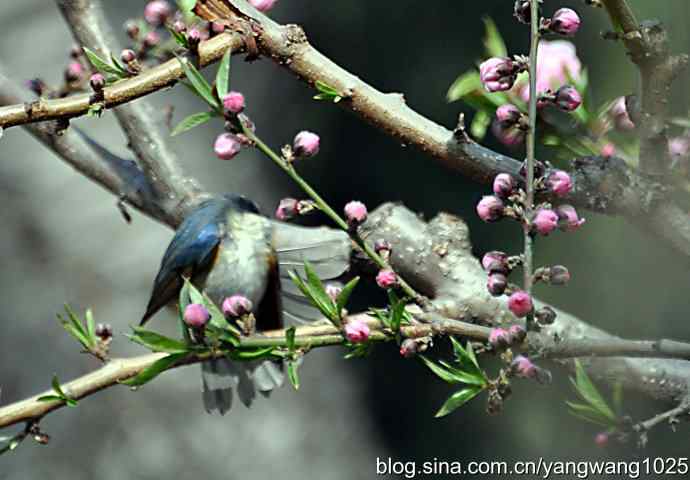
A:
272 222 352 324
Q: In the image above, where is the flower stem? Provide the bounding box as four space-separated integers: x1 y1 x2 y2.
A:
524 0 541 330
242 124 423 302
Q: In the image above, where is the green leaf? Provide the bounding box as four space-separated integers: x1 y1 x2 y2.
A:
51 374 66 397
129 327 190 353
227 346 276 360
470 110 491 140
482 17 507 58
37 395 63 403
288 267 337 323
450 336 480 371
122 352 189 386
446 71 483 103
286 326 296 352
570 360 617 422
85 309 96 342
439 360 487 387
287 361 300 390
176 55 220 110
83 47 127 78
171 111 215 136
61 304 93 348
335 276 359 316
388 291 407 332
419 356 461 384
566 401 615 427
177 0 196 12
167 25 189 48
435 387 482 418
215 49 231 101
203 324 240 347
313 80 343 103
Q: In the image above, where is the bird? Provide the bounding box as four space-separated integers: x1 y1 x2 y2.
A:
141 193 352 414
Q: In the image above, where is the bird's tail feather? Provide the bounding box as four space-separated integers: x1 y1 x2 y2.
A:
200 357 283 414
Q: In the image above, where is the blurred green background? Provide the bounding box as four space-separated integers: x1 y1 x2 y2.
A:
1 1 689 478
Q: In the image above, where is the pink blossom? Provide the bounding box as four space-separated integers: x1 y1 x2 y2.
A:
495 104 521 125
275 198 299 221
508 324 527 344
184 303 210 328
669 137 690 158
511 355 537 378
325 284 342 302
143 31 161 48
89 73 105 91
249 0 278 12
601 143 616 157
546 170 573 197
121 49 136 63
344 319 370 343
144 1 171 26
489 328 511 350
554 85 582 112
65 61 84 82
480 57 519 92
610 97 635 130
548 8 581 36
508 291 533 318
476 195 505 222
293 131 320 157
223 91 245 114
222 295 253 317
493 173 516 198
344 200 368 224
481 250 508 273
214 133 242 160
492 121 525 147
376 269 398 289
533 209 559 235
594 433 609 447
517 41 582 101
487 273 508 297
555 204 586 232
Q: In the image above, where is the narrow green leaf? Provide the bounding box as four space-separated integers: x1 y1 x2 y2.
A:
470 110 491 140
171 111 214 136
59 317 91 350
287 361 300 390
482 17 507 58
439 360 487 387
446 71 482 103
335 276 359 315
450 336 481 372
203 324 240 347
419 356 460 384
129 327 190 353
83 47 126 77
51 375 66 398
176 55 219 110
166 25 189 48
85 308 96 343
215 49 231 101
289 267 337 322
122 352 189 386
313 80 343 103
566 401 614 427
227 346 276 360
571 360 616 422
435 387 482 418
37 395 63 403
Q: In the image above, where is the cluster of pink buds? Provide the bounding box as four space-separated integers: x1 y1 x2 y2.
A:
274 198 318 221
488 324 526 351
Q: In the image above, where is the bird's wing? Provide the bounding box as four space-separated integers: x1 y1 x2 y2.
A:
140 201 227 325
271 222 352 324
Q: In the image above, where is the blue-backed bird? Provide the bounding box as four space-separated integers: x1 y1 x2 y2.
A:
141 194 351 413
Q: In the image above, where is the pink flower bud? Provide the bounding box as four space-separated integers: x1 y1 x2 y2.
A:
143 30 161 48
275 198 299 221
121 49 137 63
344 200 368 225
399 338 418 358
555 204 586 232
325 283 342 302
214 133 242 160
125 20 140 40
480 57 520 92
173 20 187 33
89 73 105 91
481 250 508 273
669 137 690 158
533 208 559 236
376 269 398 289
546 170 572 197
374 239 392 254
222 295 253 317
508 324 527 344
594 432 609 447
249 0 278 12
487 273 508 296
610 97 635 130
548 265 571 285
344 319 370 343
476 195 504 222
601 143 616 158
549 8 581 36
187 28 202 44
508 291 533 318
211 21 226 34
144 0 171 26
293 130 320 157
495 104 521 125
554 85 581 112
95 323 113 339
492 173 516 198
69 44 83 59
65 61 84 82
222 91 245 114
489 328 511 350
184 303 210 328
492 121 525 147
511 355 537 378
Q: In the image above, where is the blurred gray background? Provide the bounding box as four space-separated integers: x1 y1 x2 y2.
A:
1 1 690 478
